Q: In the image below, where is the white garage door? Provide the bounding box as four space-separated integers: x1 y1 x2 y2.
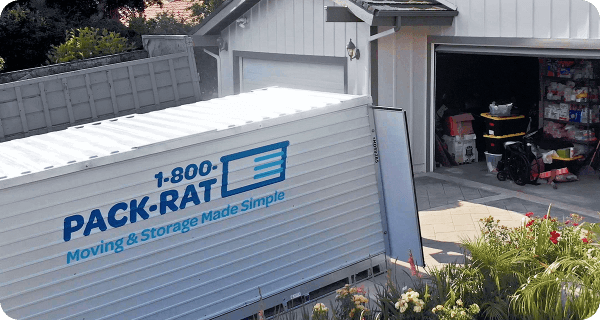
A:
241 58 346 94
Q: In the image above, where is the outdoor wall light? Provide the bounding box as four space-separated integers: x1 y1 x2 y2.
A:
236 17 248 28
217 37 228 51
347 39 360 60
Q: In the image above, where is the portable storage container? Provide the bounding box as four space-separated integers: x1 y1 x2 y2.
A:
484 132 526 154
0 87 423 320
481 113 528 137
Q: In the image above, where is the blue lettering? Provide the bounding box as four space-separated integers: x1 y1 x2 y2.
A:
67 250 79 264
241 200 250 212
157 227 166 237
160 190 179 214
172 222 181 233
190 217 198 227
141 229 151 241
278 191 285 200
231 205 238 215
64 215 85 242
150 228 157 239
115 238 124 253
198 178 217 202
90 244 101 256
179 184 201 209
182 219 190 233
81 249 90 259
221 205 230 217
130 197 150 222
253 198 265 208
202 211 212 223
108 202 128 228
213 210 221 220
266 195 274 207
83 209 108 237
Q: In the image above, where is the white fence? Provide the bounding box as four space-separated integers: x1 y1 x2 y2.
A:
0 44 201 142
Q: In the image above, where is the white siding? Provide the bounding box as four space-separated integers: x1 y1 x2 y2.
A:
219 0 370 97
444 0 600 39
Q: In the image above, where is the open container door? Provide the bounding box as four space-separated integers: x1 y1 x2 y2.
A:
370 106 425 266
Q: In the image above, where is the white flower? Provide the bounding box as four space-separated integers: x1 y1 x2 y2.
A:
521 216 532 226
413 305 422 313
451 310 456 318
400 305 407 313
436 305 444 311
460 311 467 316
395 301 401 309
313 303 327 312
456 299 463 306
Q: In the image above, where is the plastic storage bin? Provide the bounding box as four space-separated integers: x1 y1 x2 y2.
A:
481 113 528 136
484 132 525 154
484 151 502 173
489 103 513 116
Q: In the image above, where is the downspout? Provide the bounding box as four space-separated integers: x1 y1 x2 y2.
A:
203 48 222 98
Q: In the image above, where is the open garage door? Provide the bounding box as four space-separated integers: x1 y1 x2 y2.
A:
241 58 346 94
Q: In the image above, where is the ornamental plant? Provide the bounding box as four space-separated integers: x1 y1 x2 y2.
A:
332 284 371 320
431 299 480 320
0 57 4 71
312 303 329 320
47 27 135 64
456 206 600 320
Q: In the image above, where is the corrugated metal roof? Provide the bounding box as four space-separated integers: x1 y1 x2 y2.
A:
0 87 370 185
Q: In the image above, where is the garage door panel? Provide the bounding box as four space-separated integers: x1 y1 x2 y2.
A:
242 58 345 94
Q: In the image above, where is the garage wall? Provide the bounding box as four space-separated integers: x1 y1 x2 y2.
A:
442 0 600 39
219 0 370 96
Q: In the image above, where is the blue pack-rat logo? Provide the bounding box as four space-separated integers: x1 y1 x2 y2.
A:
220 141 290 198
62 140 290 243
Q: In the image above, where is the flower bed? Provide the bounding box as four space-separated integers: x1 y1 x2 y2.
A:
267 206 599 320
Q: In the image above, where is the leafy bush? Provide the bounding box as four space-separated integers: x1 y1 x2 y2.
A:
0 57 5 71
187 0 225 23
47 27 135 64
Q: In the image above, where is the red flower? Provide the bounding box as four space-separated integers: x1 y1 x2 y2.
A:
565 220 571 225
543 215 549 219
549 230 561 244
573 223 579 226
582 238 589 244
526 220 535 227
526 212 534 217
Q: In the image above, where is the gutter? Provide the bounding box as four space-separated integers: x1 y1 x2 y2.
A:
368 17 402 42
203 49 222 98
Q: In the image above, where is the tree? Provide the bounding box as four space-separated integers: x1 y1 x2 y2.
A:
0 4 67 71
187 0 226 24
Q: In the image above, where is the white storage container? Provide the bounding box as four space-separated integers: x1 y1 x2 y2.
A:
484 152 503 173
443 134 478 164
0 88 423 319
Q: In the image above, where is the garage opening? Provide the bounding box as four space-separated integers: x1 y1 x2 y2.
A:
433 52 600 209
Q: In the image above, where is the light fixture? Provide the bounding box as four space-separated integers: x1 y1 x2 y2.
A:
346 39 360 61
217 36 228 51
236 17 248 28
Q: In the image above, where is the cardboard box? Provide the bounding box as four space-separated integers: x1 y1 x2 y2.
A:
445 113 475 136
443 134 478 164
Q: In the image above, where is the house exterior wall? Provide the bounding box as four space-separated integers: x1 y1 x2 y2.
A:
378 0 600 173
442 0 600 39
218 0 371 97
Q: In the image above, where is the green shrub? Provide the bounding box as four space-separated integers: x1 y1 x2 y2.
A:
47 27 135 64
0 57 5 71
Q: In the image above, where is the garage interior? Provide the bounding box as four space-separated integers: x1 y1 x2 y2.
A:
433 52 600 213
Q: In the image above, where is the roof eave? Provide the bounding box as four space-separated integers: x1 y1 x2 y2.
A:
194 0 261 36
374 10 459 17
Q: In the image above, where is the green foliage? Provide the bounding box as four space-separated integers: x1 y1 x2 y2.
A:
427 207 600 320
0 57 5 71
127 12 193 35
47 27 135 64
187 0 225 23
0 4 67 71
